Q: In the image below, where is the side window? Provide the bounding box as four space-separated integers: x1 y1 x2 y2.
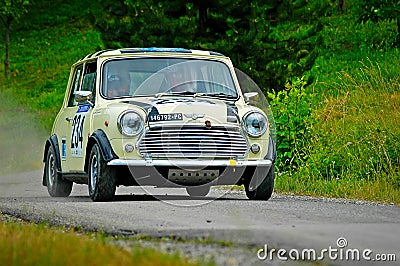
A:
81 61 97 103
67 65 83 107
82 73 96 92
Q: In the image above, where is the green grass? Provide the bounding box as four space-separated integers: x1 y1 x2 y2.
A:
275 52 400 205
0 216 204 266
269 2 400 205
0 22 104 132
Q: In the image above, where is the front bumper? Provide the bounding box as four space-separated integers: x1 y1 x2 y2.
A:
107 158 273 167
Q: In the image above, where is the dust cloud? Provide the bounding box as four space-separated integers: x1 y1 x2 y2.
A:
0 89 47 181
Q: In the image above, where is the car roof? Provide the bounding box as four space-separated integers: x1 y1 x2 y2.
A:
77 48 227 63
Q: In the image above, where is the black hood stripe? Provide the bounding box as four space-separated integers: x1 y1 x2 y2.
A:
226 102 239 123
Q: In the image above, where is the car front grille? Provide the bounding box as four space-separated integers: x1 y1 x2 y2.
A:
138 125 248 158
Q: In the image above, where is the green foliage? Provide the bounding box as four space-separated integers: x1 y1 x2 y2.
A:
0 0 29 23
0 22 104 131
268 77 313 172
275 57 400 204
0 0 30 76
271 2 400 203
358 0 400 43
358 0 400 23
17 0 99 29
92 0 325 92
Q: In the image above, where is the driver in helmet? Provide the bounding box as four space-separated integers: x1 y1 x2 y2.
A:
166 70 195 93
107 74 130 97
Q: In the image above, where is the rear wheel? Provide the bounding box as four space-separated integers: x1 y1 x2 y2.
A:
245 165 275 200
88 143 116 201
186 186 210 197
45 145 72 197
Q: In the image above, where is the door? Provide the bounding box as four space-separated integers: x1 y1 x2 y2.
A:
55 61 97 173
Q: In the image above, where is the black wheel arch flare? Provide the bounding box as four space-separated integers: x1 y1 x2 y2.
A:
84 129 118 173
42 134 62 186
265 135 276 163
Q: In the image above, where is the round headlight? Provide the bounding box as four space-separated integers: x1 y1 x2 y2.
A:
117 111 144 136
243 111 268 137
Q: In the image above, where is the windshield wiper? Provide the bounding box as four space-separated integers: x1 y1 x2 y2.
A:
170 91 197 96
206 92 237 99
155 91 204 98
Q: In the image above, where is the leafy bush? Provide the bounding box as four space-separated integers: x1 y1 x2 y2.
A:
268 77 314 172
274 60 400 204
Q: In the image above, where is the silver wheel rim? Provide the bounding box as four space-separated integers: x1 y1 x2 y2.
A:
47 153 55 187
90 154 98 192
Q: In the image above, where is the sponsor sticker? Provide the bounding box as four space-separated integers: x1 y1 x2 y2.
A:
61 137 67 160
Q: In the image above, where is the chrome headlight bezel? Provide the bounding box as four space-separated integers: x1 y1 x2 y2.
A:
117 110 145 137
242 111 268 137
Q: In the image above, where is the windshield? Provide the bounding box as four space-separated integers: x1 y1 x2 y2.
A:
102 58 237 99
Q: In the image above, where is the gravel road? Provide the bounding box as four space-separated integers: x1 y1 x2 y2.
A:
0 169 399 266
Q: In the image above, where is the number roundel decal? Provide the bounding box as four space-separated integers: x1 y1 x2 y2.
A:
71 104 90 157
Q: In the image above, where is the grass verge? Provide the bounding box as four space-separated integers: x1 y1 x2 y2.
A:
275 58 400 205
0 214 204 266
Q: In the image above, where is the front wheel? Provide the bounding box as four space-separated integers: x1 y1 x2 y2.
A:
45 145 72 197
88 143 116 201
245 165 275 200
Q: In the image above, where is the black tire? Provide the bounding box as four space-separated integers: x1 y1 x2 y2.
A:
45 145 72 197
245 165 275 200
186 186 211 197
88 143 116 201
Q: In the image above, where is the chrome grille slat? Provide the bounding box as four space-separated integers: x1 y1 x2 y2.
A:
138 125 248 158
142 147 247 151
144 133 242 138
147 128 241 133
141 144 247 148
141 139 246 144
143 136 244 141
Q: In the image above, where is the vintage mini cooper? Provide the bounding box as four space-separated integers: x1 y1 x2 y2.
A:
43 48 276 201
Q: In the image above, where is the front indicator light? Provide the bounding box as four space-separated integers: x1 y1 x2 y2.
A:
250 144 260 154
124 144 134 153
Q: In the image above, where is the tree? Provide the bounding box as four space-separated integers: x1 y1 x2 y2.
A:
359 0 400 44
93 0 323 92
337 0 344 11
0 0 29 77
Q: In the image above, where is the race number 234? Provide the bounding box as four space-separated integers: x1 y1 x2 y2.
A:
70 111 87 157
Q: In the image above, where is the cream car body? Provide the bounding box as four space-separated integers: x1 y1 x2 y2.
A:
43 48 276 201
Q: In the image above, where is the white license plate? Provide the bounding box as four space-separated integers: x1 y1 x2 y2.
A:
149 113 183 122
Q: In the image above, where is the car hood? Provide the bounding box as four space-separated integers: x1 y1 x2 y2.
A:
120 96 239 125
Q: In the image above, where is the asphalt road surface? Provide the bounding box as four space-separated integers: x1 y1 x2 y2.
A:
0 169 399 266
